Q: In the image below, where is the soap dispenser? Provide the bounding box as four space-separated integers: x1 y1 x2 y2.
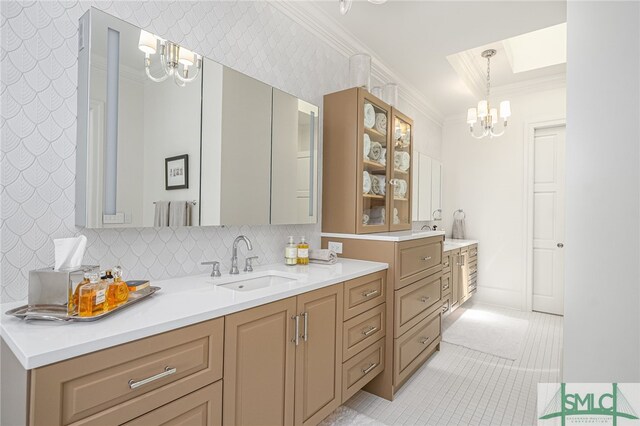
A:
297 236 309 265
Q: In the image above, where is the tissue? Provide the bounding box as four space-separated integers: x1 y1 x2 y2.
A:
54 235 88 270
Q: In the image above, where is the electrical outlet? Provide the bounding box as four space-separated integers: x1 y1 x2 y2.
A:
328 241 343 254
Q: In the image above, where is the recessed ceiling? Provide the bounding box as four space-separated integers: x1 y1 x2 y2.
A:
310 1 567 118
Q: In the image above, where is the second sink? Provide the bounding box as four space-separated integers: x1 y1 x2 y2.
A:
216 271 298 292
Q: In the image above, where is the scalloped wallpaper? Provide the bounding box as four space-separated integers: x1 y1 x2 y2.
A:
0 0 351 302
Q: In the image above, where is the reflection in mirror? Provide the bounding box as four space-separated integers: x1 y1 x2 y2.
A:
77 9 201 228
200 60 272 226
271 90 319 224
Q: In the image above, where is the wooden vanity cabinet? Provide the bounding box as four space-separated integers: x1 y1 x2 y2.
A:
321 235 444 400
444 244 478 313
223 285 344 426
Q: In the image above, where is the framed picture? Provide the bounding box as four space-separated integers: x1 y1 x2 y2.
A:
165 154 189 190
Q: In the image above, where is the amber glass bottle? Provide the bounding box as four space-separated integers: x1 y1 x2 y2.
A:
107 266 129 309
297 236 309 265
78 272 108 317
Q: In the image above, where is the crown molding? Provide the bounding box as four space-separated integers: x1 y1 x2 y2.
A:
269 0 444 126
447 49 486 99
491 72 566 98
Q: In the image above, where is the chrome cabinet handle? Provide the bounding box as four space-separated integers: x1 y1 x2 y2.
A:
292 315 300 346
128 366 176 390
362 363 378 374
302 312 308 342
420 296 431 303
442 284 449 290
422 256 432 261
442 304 449 313
420 337 431 345
362 326 378 336
362 289 379 298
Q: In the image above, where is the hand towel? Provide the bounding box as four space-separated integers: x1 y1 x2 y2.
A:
309 249 338 265
452 210 466 239
363 171 372 194
364 103 375 129
369 142 382 161
154 201 170 227
169 201 191 227
374 113 387 135
371 174 381 195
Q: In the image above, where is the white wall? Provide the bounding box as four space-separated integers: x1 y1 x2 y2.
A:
563 1 640 382
442 86 566 309
0 1 443 302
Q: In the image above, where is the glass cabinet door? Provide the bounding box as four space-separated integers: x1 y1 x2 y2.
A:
357 89 391 234
389 110 413 231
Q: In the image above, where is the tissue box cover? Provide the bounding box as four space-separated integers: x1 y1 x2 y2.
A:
28 265 99 307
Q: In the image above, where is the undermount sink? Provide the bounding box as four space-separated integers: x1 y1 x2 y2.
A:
216 272 298 292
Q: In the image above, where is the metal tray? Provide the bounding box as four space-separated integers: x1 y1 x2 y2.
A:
5 286 161 322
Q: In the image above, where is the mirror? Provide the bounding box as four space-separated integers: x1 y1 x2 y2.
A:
76 9 319 228
412 153 442 221
271 89 319 225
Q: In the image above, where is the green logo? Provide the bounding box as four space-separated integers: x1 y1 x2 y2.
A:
539 383 639 425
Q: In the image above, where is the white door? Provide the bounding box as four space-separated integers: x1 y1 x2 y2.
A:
532 126 566 315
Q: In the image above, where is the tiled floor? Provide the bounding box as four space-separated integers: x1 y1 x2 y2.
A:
339 302 563 426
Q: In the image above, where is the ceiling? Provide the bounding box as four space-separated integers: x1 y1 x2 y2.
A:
309 1 567 118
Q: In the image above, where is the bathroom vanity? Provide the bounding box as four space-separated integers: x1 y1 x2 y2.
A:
0 260 388 426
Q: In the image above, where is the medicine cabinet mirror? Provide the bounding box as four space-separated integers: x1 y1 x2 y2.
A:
76 8 319 228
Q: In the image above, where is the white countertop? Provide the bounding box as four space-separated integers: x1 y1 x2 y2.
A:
321 230 445 242
443 239 479 252
1 259 387 370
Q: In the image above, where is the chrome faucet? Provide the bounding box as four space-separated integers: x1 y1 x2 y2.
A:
230 235 253 274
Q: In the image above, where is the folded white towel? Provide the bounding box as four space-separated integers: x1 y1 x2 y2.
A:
363 171 372 194
375 113 387 135
380 148 387 166
364 103 375 129
309 249 338 265
369 142 382 161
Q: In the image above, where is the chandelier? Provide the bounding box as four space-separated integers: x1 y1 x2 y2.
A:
466 49 511 139
339 0 387 15
138 30 202 87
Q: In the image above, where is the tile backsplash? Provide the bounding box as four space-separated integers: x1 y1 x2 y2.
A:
1 0 348 302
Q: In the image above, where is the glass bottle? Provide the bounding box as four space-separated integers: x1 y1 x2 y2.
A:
297 236 309 265
107 266 129 309
285 236 298 266
69 273 91 315
78 272 108 317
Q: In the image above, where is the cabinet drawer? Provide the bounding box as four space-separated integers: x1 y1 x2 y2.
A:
342 304 385 361
442 251 452 274
394 272 442 336
398 239 442 288
394 310 441 386
441 296 451 316
469 244 478 259
343 271 386 320
342 338 385 402
30 319 224 426
441 273 451 296
123 381 222 426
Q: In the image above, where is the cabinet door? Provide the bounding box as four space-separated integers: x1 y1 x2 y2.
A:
389 108 413 231
451 253 460 306
460 252 470 303
295 286 343 426
357 89 392 234
224 298 297 426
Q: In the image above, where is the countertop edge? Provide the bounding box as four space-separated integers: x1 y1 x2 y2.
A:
321 230 446 242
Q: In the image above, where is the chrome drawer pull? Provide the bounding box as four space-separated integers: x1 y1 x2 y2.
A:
420 296 431 303
442 304 449 313
362 326 378 336
128 366 177 390
362 363 378 374
422 256 432 261
420 337 431 345
362 289 379 298
442 284 449 290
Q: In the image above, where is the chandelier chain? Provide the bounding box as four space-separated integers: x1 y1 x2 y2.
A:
486 55 491 100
